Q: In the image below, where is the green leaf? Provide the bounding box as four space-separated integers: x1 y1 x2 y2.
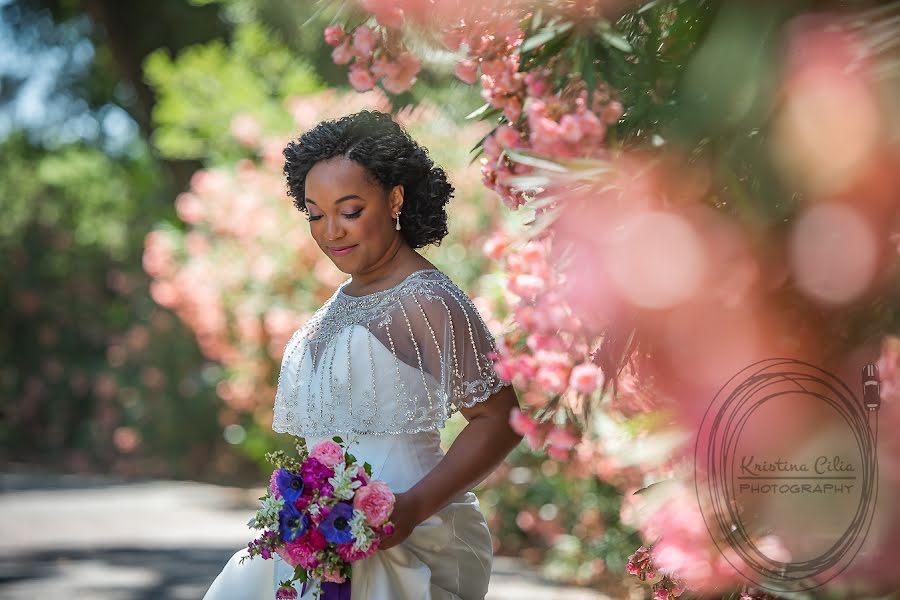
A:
582 40 596 106
346 452 356 464
517 21 573 54
302 0 339 28
504 149 568 173
293 565 308 582
637 0 661 14
505 174 551 190
332 436 344 443
600 28 633 53
465 103 491 120
632 479 672 495
363 461 372 476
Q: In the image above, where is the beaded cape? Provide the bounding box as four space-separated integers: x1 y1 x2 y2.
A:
272 268 509 437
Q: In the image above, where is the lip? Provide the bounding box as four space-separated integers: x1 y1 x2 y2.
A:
328 244 357 257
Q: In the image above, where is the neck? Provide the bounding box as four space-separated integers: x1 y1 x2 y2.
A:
350 237 422 290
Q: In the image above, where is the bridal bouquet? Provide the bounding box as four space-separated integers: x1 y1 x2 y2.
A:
240 435 396 600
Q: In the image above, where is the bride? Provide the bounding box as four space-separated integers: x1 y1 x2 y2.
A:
202 110 523 599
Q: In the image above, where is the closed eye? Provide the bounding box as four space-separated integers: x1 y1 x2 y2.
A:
344 209 363 219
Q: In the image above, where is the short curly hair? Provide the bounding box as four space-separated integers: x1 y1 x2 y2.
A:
282 110 454 249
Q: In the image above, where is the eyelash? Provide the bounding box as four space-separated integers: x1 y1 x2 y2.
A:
308 209 363 222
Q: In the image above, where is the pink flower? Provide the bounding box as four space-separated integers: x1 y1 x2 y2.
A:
321 564 347 583
531 117 561 141
494 125 520 148
481 58 506 78
877 336 900 403
336 536 380 561
525 98 547 121
503 96 522 122
653 589 669 600
535 364 569 395
323 25 345 46
352 468 370 487
525 73 549 97
559 114 583 143
353 480 395 526
455 59 478 84
229 113 261 148
276 584 298 599
280 526 328 569
569 363 604 394
546 426 579 450
482 231 510 261
525 429 547 450
382 523 395 535
370 56 400 80
310 440 344 467
269 470 281 499
508 407 537 436
331 40 354 65
382 52 420 94
508 273 545 298
547 445 570 460
348 65 376 92
352 26 377 58
301 457 334 487
361 0 404 29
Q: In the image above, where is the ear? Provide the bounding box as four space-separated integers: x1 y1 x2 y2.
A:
389 184 404 215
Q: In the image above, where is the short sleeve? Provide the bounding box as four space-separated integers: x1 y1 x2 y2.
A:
377 280 511 419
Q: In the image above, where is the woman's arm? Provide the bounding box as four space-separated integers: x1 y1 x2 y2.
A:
379 385 523 550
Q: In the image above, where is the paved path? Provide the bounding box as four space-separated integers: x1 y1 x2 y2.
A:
0 472 609 599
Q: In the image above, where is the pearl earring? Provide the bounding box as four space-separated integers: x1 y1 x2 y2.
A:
395 211 401 231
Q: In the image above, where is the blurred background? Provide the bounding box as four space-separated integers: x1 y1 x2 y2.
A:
2 0 899 598
0 0 625 597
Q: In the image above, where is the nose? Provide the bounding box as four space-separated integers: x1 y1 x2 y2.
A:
324 216 345 241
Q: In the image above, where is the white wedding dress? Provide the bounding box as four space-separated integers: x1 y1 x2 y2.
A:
203 268 508 600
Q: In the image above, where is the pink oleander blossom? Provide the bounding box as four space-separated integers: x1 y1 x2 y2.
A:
361 0 404 28
331 40 354 65
569 363 604 394
508 407 537 436
352 26 377 58
348 65 376 92
455 59 479 84
324 25 345 46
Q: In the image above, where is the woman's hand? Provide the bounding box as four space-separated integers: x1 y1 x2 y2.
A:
377 491 424 551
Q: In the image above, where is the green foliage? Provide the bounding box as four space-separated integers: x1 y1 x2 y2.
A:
0 134 155 258
477 444 641 591
145 21 323 163
0 131 245 480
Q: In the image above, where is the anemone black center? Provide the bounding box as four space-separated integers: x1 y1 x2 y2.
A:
335 517 347 529
291 479 302 490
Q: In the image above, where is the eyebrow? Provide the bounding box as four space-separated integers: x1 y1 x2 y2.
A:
305 194 364 206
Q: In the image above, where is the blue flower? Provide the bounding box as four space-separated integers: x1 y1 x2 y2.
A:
278 503 308 543
319 501 355 545
276 468 305 503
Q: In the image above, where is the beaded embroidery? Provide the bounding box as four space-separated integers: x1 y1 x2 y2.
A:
272 268 509 437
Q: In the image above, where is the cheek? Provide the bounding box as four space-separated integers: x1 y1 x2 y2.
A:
355 213 389 242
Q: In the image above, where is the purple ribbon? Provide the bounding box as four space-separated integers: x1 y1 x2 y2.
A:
299 579 351 600
320 581 351 600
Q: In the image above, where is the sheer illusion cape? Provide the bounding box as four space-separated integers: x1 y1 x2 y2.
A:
272 268 509 437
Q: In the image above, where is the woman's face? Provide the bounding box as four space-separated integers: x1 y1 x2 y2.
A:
303 156 402 275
